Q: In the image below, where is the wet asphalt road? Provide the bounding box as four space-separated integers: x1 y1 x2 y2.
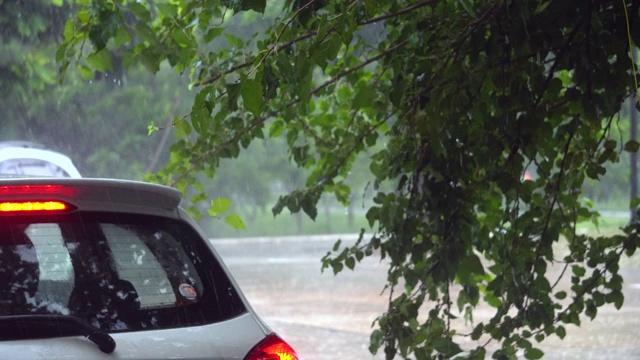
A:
212 235 640 359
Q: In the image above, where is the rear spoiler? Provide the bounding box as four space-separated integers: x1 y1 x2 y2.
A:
0 178 182 214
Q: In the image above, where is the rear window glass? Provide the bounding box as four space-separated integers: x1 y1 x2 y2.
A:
0 159 71 177
0 212 245 333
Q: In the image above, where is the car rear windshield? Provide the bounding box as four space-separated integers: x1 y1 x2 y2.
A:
0 159 71 177
0 211 246 333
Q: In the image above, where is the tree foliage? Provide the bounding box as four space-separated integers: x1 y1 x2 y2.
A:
0 0 189 179
0 0 70 111
61 0 640 358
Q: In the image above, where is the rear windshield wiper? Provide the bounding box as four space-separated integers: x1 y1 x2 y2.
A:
0 314 116 353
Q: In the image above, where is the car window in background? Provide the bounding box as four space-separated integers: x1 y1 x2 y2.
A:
0 159 73 177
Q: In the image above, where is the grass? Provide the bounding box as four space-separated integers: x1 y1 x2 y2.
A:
201 206 633 240
201 207 370 239
578 216 630 235
202 205 640 276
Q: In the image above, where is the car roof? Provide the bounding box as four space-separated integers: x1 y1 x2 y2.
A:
0 178 182 216
0 147 82 178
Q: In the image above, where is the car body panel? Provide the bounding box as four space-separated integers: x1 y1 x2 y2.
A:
175 206 272 336
0 313 266 359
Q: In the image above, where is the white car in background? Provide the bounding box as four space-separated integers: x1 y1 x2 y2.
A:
0 141 81 178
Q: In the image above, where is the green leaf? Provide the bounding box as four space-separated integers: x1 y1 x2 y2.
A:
140 48 161 72
471 323 484 340
171 28 192 48
271 195 286 216
297 70 312 105
226 83 242 111
302 195 318 220
129 3 151 22
345 256 355 270
78 65 93 80
228 0 266 12
241 77 264 117
113 27 132 47
224 33 244 48
585 303 597 319
246 0 266 12
269 120 285 137
135 23 159 44
432 337 463 357
224 214 246 230
484 291 501 308
156 3 178 18
352 86 376 110
572 265 586 277
330 260 343 275
624 140 640 153
209 198 231 217
366 206 380 228
147 122 159 135
312 34 342 67
369 329 383 353
204 27 225 42
554 291 567 300
86 49 113 72
63 19 75 41
458 254 485 282
586 164 606 180
458 0 477 16
524 348 544 359
191 107 208 134
77 9 90 24
332 239 342 251
610 291 624 310
604 139 616 151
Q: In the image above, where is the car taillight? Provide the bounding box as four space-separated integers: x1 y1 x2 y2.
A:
0 201 69 212
244 334 298 360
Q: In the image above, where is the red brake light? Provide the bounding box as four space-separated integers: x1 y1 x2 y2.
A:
0 201 69 212
0 185 76 196
244 334 298 360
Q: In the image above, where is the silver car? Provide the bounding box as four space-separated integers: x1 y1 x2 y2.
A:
0 177 298 359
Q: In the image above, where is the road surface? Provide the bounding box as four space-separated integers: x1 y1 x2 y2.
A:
212 235 640 359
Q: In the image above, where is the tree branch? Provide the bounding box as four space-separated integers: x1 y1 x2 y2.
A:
170 38 409 186
191 31 318 87
249 0 321 77
193 0 432 89
311 40 409 96
146 98 181 173
360 0 441 26
534 14 589 108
